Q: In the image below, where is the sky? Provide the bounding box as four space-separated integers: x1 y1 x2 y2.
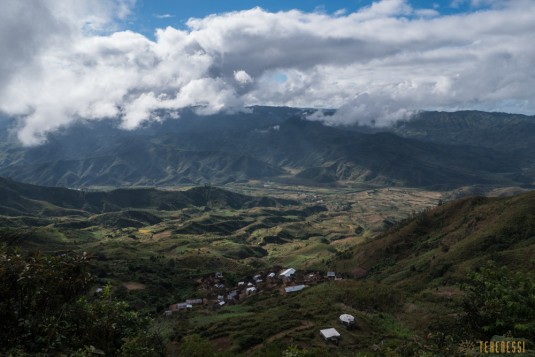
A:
131 0 478 37
0 0 534 145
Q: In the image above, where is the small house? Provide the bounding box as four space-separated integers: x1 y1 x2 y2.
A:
320 328 341 344
169 302 191 312
267 272 276 279
186 298 203 305
176 303 188 309
279 268 296 279
339 314 355 329
215 272 223 278
284 285 306 294
246 287 256 295
327 272 336 279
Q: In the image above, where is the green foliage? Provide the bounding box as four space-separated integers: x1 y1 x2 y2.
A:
119 330 166 357
0 247 163 356
461 261 535 339
0 247 92 353
65 294 145 354
236 334 263 351
176 334 217 357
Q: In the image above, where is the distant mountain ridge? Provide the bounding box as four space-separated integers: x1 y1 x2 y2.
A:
389 110 535 166
0 107 534 189
0 176 294 217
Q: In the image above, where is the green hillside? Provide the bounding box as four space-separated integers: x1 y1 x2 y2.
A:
334 190 535 289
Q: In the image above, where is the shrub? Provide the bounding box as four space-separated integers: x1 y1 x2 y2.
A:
461 261 535 339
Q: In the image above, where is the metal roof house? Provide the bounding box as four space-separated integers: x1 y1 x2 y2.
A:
320 328 341 344
284 285 306 294
339 314 355 329
186 299 203 305
170 302 193 312
279 268 296 278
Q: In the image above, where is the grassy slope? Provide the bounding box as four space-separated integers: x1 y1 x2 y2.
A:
167 190 535 355
334 190 535 293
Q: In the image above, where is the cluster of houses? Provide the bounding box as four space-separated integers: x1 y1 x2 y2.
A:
164 267 359 346
164 267 342 316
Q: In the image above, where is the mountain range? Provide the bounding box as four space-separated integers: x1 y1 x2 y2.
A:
1 107 534 189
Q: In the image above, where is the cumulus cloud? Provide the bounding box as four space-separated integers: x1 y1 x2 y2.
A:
234 70 253 85
308 93 416 127
1 0 535 145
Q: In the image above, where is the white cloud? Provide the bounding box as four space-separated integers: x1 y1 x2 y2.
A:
308 93 416 127
415 8 440 17
116 0 136 20
154 14 174 19
334 9 347 17
1 0 535 144
234 70 253 85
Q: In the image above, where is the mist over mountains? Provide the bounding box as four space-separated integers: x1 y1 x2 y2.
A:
0 106 533 189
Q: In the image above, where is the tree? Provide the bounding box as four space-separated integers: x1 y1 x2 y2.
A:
0 247 164 356
461 261 535 339
0 248 91 353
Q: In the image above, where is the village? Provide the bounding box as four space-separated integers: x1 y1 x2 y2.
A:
165 267 358 344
